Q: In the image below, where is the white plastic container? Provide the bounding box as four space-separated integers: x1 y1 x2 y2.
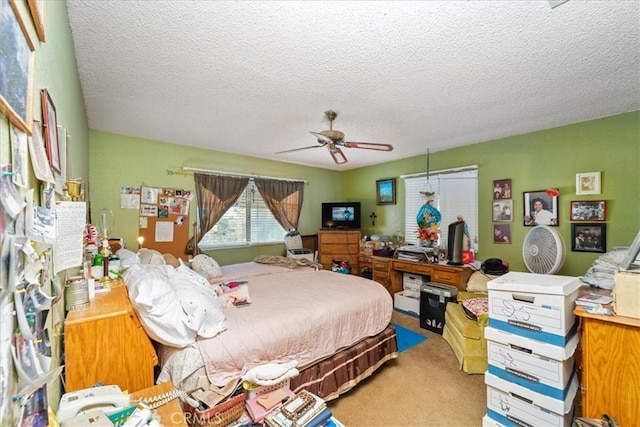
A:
394 291 420 316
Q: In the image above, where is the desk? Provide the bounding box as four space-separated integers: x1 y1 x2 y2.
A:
391 259 472 293
131 382 187 426
574 308 640 425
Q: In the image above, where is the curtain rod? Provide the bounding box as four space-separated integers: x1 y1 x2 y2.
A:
166 167 308 183
400 165 478 179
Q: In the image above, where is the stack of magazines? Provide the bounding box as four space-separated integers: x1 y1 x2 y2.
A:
264 390 334 427
575 292 613 315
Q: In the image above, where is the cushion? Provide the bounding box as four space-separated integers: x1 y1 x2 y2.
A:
191 254 222 279
123 264 196 348
466 271 499 293
163 253 180 268
138 248 166 265
461 297 489 324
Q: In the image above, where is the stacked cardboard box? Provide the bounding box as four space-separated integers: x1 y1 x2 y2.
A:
484 272 581 427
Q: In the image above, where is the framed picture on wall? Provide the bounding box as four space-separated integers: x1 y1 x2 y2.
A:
376 178 396 205
571 223 606 253
523 190 558 226
492 179 512 199
492 199 513 222
576 172 601 195
41 89 61 172
493 224 511 244
0 1 36 134
570 200 606 221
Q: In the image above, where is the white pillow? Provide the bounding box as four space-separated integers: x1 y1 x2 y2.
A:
138 248 166 265
171 261 226 338
191 254 222 279
123 264 196 348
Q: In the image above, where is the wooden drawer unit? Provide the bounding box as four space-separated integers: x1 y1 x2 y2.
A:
64 282 158 392
393 260 433 277
372 257 395 295
390 260 472 292
318 230 361 274
431 265 470 288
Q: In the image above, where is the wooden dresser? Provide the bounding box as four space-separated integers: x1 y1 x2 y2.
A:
574 309 640 426
359 255 394 295
318 230 361 274
64 281 158 392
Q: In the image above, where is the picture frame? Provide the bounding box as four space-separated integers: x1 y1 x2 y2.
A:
570 200 606 222
492 179 512 199
492 199 513 222
571 223 606 253
576 172 601 195
493 224 511 244
523 190 558 226
437 248 448 263
27 0 45 42
376 178 396 205
41 89 61 172
0 0 36 135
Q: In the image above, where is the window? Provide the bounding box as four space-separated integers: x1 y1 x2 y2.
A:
199 181 286 249
403 168 478 251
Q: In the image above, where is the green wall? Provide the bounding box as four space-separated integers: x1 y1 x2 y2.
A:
0 0 89 418
90 112 639 276
342 111 640 276
89 132 342 264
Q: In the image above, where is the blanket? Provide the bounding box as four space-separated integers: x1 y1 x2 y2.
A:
253 255 322 270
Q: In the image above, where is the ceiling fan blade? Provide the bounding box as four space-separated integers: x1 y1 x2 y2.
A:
310 131 334 145
330 147 348 164
275 145 322 154
343 141 394 151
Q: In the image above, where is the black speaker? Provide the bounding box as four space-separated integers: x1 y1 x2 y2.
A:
447 220 465 265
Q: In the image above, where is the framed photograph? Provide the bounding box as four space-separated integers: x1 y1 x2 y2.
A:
0 0 36 134
492 199 513 222
27 0 46 42
493 224 511 244
437 248 448 263
572 223 606 253
376 178 396 205
576 172 601 195
492 179 512 199
523 190 558 226
570 200 606 221
40 89 61 172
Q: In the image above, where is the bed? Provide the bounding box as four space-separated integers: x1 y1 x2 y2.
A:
122 256 398 402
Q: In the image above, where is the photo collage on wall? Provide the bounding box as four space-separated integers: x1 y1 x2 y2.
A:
492 179 512 244
570 172 606 253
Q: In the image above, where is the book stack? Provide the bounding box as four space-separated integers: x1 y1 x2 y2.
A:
575 292 613 315
245 386 296 422
264 390 332 427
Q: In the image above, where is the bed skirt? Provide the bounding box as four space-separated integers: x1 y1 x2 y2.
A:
289 324 399 401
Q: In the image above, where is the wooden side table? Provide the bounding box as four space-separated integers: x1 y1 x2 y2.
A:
131 382 187 426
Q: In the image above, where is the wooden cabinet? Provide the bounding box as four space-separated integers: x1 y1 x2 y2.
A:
575 309 640 426
359 255 395 296
318 230 361 274
64 282 158 392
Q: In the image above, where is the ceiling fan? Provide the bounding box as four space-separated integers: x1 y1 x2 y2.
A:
275 110 394 164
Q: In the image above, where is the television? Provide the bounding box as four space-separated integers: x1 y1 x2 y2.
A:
447 220 465 265
321 202 361 229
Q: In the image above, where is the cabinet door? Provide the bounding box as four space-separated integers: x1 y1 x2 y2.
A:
581 317 640 425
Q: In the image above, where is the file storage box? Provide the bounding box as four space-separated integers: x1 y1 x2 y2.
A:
394 291 420 316
485 372 577 427
487 272 580 346
485 326 578 400
420 283 457 334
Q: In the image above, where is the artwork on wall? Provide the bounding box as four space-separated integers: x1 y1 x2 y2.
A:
492 179 511 199
27 0 45 42
570 200 606 222
571 223 606 253
493 224 511 244
40 89 61 172
492 199 513 222
0 0 36 134
575 172 601 195
523 190 558 226
376 178 396 205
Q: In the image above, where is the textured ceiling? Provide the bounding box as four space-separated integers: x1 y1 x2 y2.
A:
66 1 640 171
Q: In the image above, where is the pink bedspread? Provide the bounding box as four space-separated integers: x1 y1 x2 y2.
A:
197 264 393 387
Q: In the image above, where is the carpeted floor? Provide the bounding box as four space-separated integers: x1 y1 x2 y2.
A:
327 310 487 426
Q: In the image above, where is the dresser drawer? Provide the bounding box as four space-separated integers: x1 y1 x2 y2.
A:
393 260 433 276
431 269 459 286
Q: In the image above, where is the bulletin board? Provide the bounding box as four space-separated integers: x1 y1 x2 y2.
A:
137 186 193 258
